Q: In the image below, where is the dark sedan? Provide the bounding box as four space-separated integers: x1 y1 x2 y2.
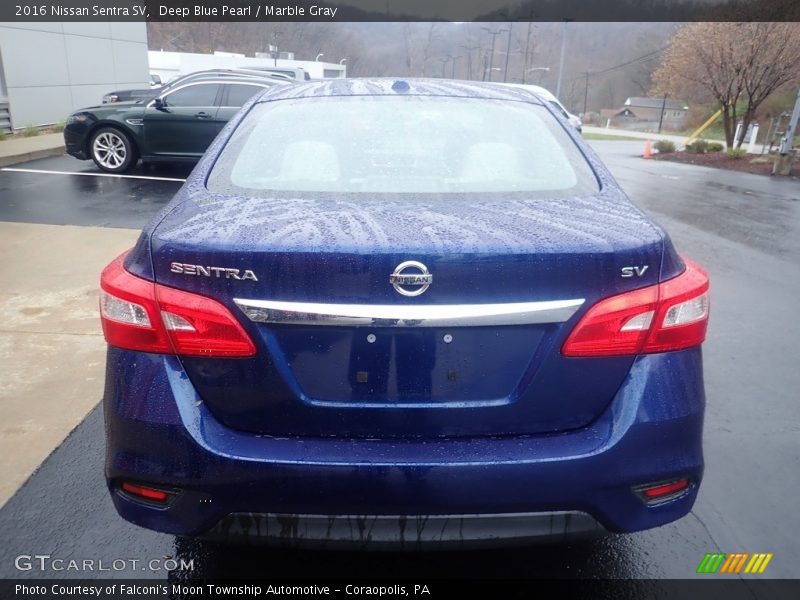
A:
101 68 299 104
64 76 282 173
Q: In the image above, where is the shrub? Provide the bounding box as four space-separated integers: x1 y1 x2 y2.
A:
727 148 747 159
51 121 65 133
22 125 39 137
707 142 724 152
0 130 7 141
653 139 675 153
685 139 709 154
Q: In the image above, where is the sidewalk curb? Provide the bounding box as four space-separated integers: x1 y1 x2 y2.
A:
0 145 65 168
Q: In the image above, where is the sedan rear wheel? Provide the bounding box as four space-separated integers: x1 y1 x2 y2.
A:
90 128 137 173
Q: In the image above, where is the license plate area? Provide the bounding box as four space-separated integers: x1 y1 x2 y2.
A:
270 326 548 406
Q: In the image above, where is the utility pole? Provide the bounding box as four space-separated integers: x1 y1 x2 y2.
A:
439 57 450 79
450 55 460 79
460 45 478 80
503 24 513 83
522 21 534 84
583 72 590 116
658 94 668 134
555 20 571 98
774 86 800 175
481 27 507 82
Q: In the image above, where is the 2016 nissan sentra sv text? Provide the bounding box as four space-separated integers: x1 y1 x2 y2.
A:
99 79 710 548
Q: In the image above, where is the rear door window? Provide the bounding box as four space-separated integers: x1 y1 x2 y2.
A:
226 84 267 107
164 84 221 108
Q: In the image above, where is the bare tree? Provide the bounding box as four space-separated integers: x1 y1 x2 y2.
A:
420 23 440 77
652 22 800 147
402 23 414 75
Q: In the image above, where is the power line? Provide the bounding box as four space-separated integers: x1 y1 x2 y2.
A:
572 46 668 114
568 47 666 92
589 47 667 77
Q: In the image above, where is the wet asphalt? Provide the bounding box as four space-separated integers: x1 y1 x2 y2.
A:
0 145 798 582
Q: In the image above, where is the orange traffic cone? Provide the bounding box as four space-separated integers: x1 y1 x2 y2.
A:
643 139 653 159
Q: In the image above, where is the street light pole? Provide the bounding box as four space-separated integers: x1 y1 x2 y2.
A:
460 45 479 80
503 24 513 83
315 53 324 62
481 27 507 82
440 57 450 79
555 20 570 98
526 66 550 85
522 21 533 83
450 55 461 79
272 31 281 68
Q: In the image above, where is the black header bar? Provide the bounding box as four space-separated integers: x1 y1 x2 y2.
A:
2 0 799 22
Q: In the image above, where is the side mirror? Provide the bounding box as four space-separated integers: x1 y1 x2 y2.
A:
153 97 166 110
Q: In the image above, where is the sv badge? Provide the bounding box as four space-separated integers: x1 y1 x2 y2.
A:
621 265 649 278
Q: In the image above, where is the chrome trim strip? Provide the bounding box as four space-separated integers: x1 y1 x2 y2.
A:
233 298 584 327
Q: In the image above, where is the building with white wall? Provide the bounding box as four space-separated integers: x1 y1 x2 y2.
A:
0 22 148 132
148 50 346 83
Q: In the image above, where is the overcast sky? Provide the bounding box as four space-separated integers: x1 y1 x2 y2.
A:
338 0 727 20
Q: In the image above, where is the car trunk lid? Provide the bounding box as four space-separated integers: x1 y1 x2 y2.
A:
150 190 664 438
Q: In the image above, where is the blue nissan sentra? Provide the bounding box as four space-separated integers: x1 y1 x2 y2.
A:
99 79 709 548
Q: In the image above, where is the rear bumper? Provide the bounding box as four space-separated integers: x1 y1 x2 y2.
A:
104 347 705 547
204 511 605 548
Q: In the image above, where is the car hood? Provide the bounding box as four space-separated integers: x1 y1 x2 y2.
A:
108 87 158 96
73 101 143 116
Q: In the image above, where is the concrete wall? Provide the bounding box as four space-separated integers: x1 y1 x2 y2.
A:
148 50 346 83
0 23 149 129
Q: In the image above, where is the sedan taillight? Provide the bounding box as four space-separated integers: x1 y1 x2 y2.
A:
100 252 256 358
562 258 709 357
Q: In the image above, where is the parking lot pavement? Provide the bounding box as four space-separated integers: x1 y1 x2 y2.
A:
0 145 798 579
0 222 139 505
583 126 690 147
0 155 184 505
0 155 189 229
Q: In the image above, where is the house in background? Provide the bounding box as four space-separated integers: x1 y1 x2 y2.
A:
600 97 689 132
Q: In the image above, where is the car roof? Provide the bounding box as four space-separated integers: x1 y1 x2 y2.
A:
171 76 283 86
254 78 547 104
166 69 288 84
501 83 559 102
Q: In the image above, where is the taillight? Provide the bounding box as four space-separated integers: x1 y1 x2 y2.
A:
635 478 691 504
100 252 256 357
562 258 709 357
120 482 173 504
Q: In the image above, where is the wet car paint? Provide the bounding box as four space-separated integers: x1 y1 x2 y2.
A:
103 80 708 542
0 143 798 578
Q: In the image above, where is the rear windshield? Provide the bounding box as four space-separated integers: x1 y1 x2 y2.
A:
207 95 599 197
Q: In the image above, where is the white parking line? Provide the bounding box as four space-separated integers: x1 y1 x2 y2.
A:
0 167 186 183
